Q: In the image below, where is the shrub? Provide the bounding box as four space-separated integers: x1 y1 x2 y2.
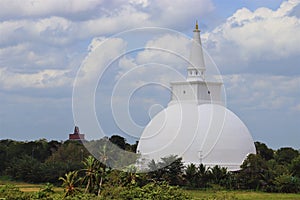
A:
119 182 191 200
274 174 300 193
0 184 31 200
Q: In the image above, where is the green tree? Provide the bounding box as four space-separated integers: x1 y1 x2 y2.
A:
120 165 140 187
46 141 88 170
81 156 100 194
209 165 229 186
26 139 51 162
196 163 210 188
274 174 300 193
159 155 184 186
185 163 198 188
255 142 274 161
264 159 289 192
237 154 269 190
147 155 184 185
39 161 70 183
275 147 299 165
118 182 191 200
59 171 80 197
109 135 126 150
0 143 7 174
147 159 164 182
291 155 300 177
5 155 42 183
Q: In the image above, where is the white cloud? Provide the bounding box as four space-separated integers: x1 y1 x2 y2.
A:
0 68 71 89
0 0 215 97
0 17 78 47
203 0 300 72
0 0 105 19
0 0 214 26
129 0 149 8
0 0 214 47
0 43 75 72
146 0 214 29
224 74 300 111
136 34 190 68
114 33 194 92
79 5 150 37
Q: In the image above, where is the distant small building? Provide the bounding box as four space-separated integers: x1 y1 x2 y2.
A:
69 126 85 141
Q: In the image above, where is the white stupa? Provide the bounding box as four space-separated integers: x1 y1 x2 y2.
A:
137 22 256 171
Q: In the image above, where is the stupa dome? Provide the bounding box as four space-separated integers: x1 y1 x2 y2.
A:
137 103 256 171
136 21 256 171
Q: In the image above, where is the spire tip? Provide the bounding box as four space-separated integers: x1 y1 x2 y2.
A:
195 20 199 30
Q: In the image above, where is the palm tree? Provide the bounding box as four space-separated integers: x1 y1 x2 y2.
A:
81 156 100 194
59 171 79 197
197 163 209 188
121 165 139 186
185 163 198 187
96 166 110 196
209 165 229 185
159 155 184 185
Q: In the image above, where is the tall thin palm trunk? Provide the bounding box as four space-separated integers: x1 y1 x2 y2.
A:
97 176 103 196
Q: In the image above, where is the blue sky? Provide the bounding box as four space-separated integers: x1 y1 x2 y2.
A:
0 0 299 149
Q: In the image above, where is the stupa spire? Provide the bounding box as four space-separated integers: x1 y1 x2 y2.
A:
187 21 206 81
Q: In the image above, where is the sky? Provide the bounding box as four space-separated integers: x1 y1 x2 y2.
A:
0 0 299 149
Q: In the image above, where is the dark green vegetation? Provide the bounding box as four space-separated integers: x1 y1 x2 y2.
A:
0 136 137 184
0 138 300 199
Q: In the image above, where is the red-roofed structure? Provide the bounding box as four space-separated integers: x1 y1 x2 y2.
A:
69 126 85 141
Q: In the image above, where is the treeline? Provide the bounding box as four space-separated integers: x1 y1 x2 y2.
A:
145 142 300 193
0 137 300 194
0 135 137 184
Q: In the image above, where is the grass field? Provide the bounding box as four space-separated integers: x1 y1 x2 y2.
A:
0 179 63 193
184 189 300 200
1 179 300 199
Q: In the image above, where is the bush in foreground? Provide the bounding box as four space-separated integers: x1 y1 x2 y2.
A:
101 181 191 199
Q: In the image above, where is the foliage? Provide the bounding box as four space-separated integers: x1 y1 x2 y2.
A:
117 182 191 200
119 165 140 186
197 163 211 188
46 141 87 167
1 137 300 195
80 156 100 194
40 182 55 193
0 137 137 184
290 155 300 177
275 147 299 165
4 155 78 184
255 142 274 161
39 161 72 184
109 135 126 150
184 189 300 200
147 155 184 185
208 165 230 186
237 154 269 190
2 183 300 200
185 164 232 189
34 183 55 199
5 155 42 183
274 174 300 193
185 163 198 187
85 138 138 169
0 184 31 200
59 171 80 197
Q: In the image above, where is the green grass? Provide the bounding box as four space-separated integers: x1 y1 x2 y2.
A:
184 189 300 200
1 177 300 200
0 177 63 193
